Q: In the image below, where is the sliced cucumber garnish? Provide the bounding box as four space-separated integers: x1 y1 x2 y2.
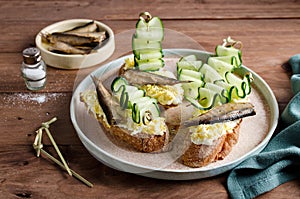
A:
207 57 235 78
178 68 203 79
204 82 228 103
133 12 164 71
111 77 128 93
136 16 164 41
177 60 202 71
211 55 240 67
132 97 160 124
198 87 222 110
225 72 252 99
182 82 200 99
178 74 203 85
129 89 145 100
118 90 128 109
132 37 162 51
226 72 246 97
215 45 242 66
199 64 223 83
177 37 252 111
131 96 157 106
111 76 160 122
179 54 197 62
134 50 163 60
135 58 164 71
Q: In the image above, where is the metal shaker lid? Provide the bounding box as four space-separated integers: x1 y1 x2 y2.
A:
23 47 42 64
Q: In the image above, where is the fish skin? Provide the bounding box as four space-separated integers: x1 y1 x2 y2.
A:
121 69 191 86
48 41 90 55
183 102 256 127
46 32 98 46
65 21 98 33
64 31 106 42
91 76 116 125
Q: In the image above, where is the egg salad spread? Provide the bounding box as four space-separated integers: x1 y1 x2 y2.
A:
189 120 239 145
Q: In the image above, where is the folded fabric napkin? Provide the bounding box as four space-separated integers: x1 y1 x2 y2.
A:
227 54 300 199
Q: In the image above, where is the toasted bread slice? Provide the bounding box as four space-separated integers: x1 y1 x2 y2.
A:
181 119 242 168
80 92 169 153
109 125 169 153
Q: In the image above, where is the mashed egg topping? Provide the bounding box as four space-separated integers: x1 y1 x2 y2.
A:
189 120 239 145
141 84 183 106
124 57 135 70
140 70 184 106
189 103 242 145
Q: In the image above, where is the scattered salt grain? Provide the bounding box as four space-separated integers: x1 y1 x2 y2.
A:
2 92 67 107
19 94 46 103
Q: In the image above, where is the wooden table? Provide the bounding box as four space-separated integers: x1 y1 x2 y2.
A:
1 0 300 198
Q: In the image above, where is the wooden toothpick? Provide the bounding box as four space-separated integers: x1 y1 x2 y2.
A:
32 117 93 188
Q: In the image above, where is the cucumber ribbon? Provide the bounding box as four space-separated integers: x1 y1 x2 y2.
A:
111 77 160 124
132 12 164 71
177 37 253 110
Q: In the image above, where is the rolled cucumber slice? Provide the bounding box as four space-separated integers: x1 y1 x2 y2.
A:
132 37 163 61
182 82 200 99
215 45 242 66
198 88 222 110
120 91 129 109
132 97 160 123
177 60 203 71
111 77 128 93
204 82 228 103
178 68 203 80
129 89 145 100
211 55 240 67
135 16 164 41
132 102 160 124
133 13 165 71
126 90 145 109
179 54 197 62
132 37 162 51
134 50 163 60
118 85 140 109
199 64 223 83
207 57 235 78
178 74 203 85
131 96 157 106
185 92 218 111
135 58 164 71
225 72 251 98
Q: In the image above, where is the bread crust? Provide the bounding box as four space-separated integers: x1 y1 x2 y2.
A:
108 125 169 153
181 119 242 168
81 98 169 153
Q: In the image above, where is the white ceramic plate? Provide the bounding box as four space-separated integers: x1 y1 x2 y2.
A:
35 19 115 69
70 49 279 180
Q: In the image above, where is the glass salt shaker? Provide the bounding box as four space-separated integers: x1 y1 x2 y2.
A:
21 47 47 90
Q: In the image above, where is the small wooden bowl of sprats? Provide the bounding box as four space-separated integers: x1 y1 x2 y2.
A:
35 19 115 69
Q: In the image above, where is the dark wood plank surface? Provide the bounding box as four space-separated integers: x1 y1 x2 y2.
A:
1 0 300 198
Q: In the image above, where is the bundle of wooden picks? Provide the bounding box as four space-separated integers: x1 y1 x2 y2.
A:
32 117 93 188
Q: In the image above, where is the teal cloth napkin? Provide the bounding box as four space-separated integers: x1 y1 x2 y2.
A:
227 54 300 199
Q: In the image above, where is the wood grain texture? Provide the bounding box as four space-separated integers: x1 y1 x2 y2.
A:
1 0 300 198
0 0 300 21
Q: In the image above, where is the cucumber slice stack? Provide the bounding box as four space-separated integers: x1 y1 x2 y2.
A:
111 77 160 124
132 12 164 71
177 41 252 110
